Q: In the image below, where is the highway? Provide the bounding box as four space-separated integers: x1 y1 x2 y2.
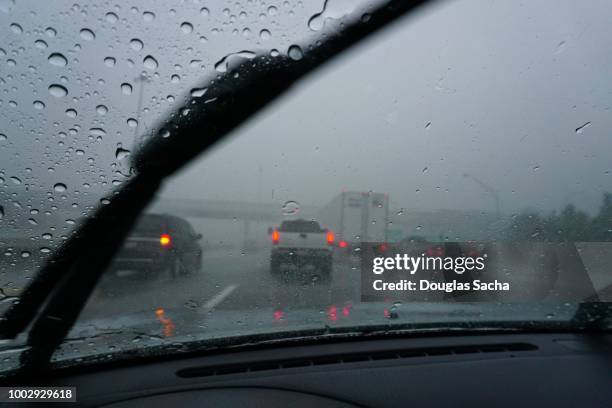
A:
82 248 363 321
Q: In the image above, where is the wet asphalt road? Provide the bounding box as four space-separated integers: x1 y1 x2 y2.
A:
82 248 362 320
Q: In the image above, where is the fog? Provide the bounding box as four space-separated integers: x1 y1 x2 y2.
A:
2 0 612 250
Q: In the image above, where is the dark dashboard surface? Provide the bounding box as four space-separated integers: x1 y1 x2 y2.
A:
32 332 612 407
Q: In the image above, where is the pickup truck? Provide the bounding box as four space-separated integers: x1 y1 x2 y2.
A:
270 219 334 280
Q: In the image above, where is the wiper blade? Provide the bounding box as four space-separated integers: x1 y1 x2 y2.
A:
0 0 434 376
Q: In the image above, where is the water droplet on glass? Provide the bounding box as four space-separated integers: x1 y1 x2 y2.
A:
48 84 68 97
89 127 106 137
105 12 118 23
40 247 51 254
142 11 155 22
35 39 48 49
9 23 22 34
48 52 67 67
287 45 303 61
200 7 209 16
425 122 432 130
53 182 67 192
21 251 31 258
65 108 77 118
127 118 138 128
33 100 45 110
115 147 131 160
130 38 143 51
96 104 108 115
45 27 56 37
180 22 193 34
143 55 158 70
121 82 133 95
214 51 256 73
104 56 116 67
259 29 271 40
79 28 95 40
10 176 21 184
281 201 300 215
159 128 170 138
190 87 207 97
575 121 591 134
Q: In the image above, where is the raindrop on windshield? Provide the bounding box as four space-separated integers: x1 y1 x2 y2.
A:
281 201 300 215
45 27 56 37
21 251 31 258
105 12 118 23
33 100 45 110
65 108 77 118
35 39 48 49
200 7 209 16
259 29 271 40
308 0 355 31
575 122 591 134
130 38 143 51
79 28 95 40
115 147 131 160
89 128 106 137
96 104 108 115
104 57 116 67
180 22 193 34
48 84 68 97
127 118 138 128
214 51 256 72
48 52 67 67
143 55 158 70
9 22 22 34
143 11 155 22
10 176 21 184
425 122 432 129
159 128 171 138
121 82 133 95
190 87 207 97
287 45 303 61
53 182 67 192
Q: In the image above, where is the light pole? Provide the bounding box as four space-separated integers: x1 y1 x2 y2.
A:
463 173 501 219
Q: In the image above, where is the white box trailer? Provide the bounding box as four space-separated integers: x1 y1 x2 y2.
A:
317 191 389 247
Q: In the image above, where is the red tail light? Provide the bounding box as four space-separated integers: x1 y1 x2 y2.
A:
272 229 280 245
160 233 172 247
326 231 335 246
339 240 348 248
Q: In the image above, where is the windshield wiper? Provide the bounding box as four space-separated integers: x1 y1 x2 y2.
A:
0 0 434 377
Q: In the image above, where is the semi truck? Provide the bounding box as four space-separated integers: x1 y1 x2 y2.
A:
317 191 389 250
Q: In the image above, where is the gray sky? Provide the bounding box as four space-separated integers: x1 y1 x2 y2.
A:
161 0 612 216
2 0 612 241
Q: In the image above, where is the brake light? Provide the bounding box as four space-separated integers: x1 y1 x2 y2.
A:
327 230 335 246
339 240 348 248
272 229 280 245
160 233 171 247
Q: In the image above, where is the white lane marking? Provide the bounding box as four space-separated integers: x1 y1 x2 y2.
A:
199 284 237 314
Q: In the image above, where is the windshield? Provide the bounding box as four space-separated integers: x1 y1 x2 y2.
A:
1 0 611 373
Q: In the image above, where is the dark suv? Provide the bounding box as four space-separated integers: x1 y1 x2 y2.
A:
109 213 203 279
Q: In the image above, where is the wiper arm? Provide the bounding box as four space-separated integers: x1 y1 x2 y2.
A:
0 0 434 375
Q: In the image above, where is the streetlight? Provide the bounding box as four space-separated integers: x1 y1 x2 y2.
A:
463 173 501 219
